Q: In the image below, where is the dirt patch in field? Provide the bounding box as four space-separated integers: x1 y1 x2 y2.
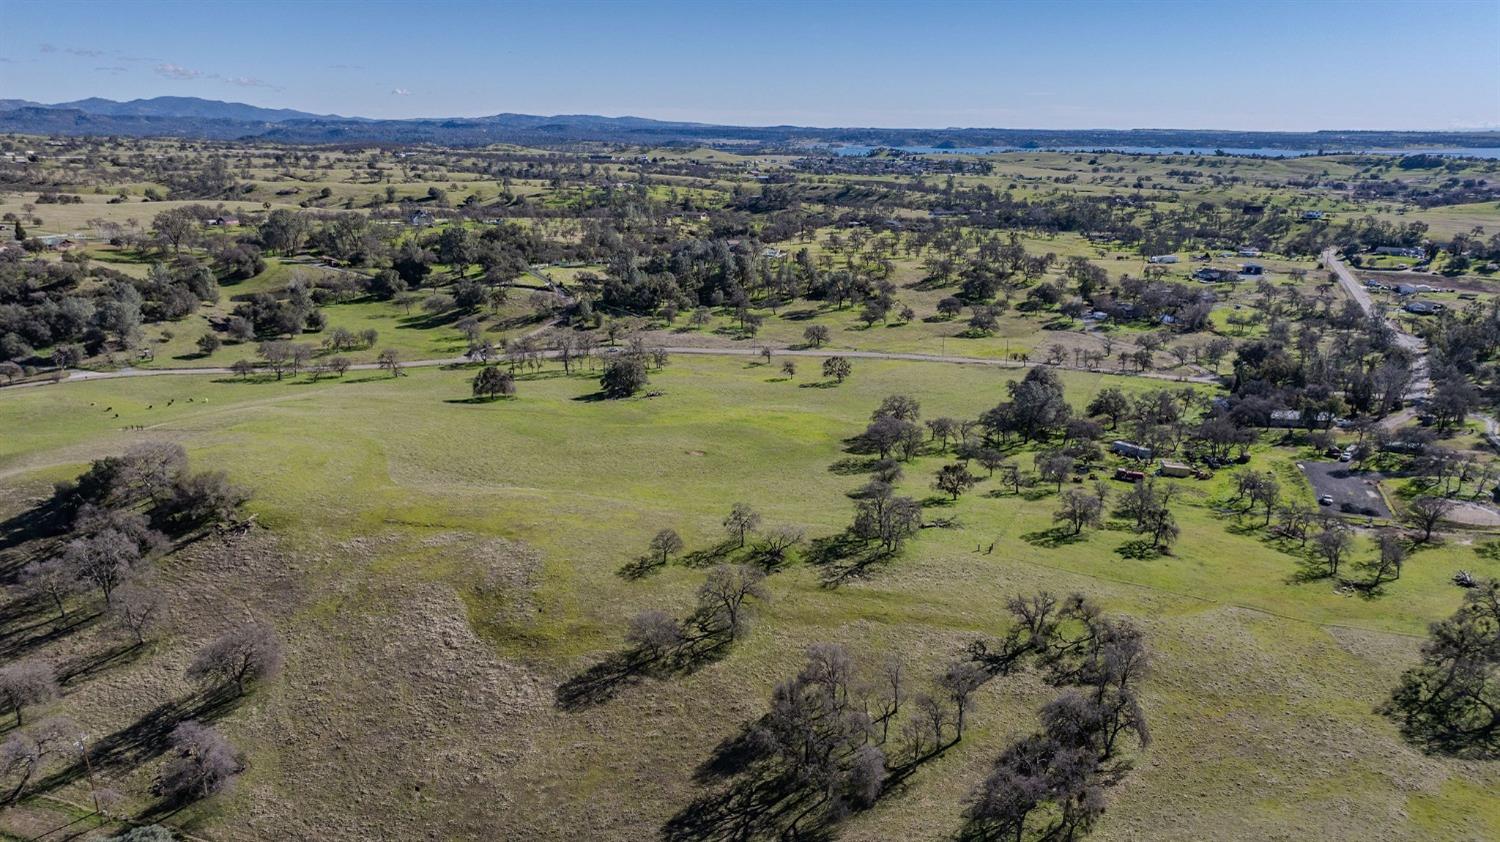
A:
230 578 549 840
1442 500 1500 527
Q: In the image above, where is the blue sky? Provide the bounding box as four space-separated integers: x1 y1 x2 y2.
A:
2 0 1497 130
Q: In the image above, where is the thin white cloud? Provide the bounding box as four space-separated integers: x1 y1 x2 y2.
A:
94 66 127 74
391 88 411 96
40 43 104 57
225 75 279 90
155 63 202 80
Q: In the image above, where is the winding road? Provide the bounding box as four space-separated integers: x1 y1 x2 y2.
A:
1321 247 1431 401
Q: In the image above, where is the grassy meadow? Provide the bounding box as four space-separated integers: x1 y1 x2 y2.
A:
2 355 1496 840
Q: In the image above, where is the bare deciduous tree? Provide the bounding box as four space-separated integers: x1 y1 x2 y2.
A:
156 721 242 802
626 610 683 658
0 661 58 727
20 558 83 620
722 503 761 548
647 528 684 566
695 565 768 640
1404 496 1454 543
113 582 166 645
186 622 284 696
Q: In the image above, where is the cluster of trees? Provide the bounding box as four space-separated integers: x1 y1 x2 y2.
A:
673 591 1153 839
230 275 319 337
0 252 222 365
18 443 249 618
599 339 669 398
627 563 770 655
631 503 806 577
2 445 273 809
697 642 988 836
965 593 1152 841
1225 461 1467 591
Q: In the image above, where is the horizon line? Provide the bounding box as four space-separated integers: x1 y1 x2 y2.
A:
7 97 1500 136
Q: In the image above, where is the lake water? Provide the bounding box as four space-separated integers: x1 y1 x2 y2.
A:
826 144 1500 159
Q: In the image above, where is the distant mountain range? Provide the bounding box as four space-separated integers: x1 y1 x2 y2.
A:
0 96 351 123
2 96 1498 152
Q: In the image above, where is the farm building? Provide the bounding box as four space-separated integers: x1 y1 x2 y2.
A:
36 234 78 250
1394 283 1435 295
1147 254 1179 264
1192 267 1236 283
1159 461 1194 478
1403 300 1443 315
1375 246 1424 259
1111 440 1153 460
1269 409 1334 429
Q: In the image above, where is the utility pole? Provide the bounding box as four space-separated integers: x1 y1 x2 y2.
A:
76 734 100 816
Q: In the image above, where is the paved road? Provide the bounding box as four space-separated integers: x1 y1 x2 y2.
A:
1322 248 1431 400
3 344 1220 392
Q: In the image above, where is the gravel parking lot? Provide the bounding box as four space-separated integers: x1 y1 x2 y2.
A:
1297 461 1391 518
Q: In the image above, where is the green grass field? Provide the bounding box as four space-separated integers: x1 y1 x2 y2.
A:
2 355 1496 840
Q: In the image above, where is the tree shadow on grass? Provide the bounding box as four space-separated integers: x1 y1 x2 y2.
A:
692 721 772 784
395 309 464 330
805 531 896 588
663 768 811 842
1021 526 1085 549
1385 706 1500 761
34 687 246 797
1114 539 1165 560
1285 555 1334 585
679 540 739 569
798 380 840 389
828 456 881 476
1223 518 1265 537
617 555 664 580
0 493 72 567
555 632 732 711
669 719 958 842
0 608 102 664
59 640 147 687
442 395 516 405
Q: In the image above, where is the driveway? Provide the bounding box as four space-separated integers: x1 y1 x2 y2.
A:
1297 460 1390 519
